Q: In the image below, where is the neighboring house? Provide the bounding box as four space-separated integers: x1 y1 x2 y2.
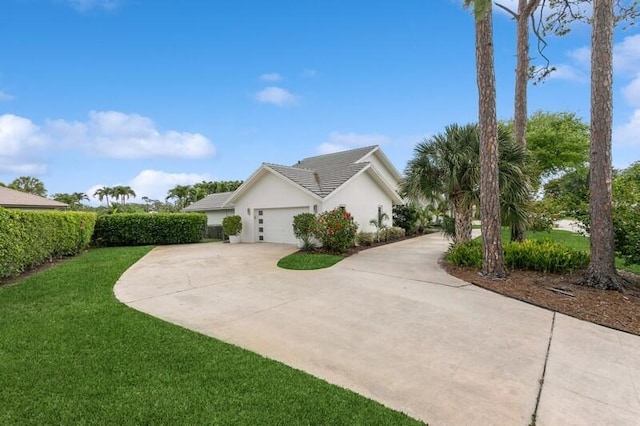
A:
182 191 235 225
0 186 68 210
217 145 403 244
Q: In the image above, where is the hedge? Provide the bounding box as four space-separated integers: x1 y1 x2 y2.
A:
0 208 97 280
92 213 207 247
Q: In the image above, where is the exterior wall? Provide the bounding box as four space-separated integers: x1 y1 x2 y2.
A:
323 171 393 233
358 152 400 191
205 209 235 226
233 171 319 242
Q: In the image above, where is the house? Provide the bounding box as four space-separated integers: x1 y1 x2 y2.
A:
211 145 403 244
182 191 235 224
0 186 68 210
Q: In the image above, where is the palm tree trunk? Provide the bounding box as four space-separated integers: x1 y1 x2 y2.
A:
582 0 623 290
475 3 507 279
453 197 473 244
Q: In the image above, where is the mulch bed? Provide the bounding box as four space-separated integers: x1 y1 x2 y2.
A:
444 262 640 336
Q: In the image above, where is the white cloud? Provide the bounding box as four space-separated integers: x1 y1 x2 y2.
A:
317 131 391 154
255 86 299 107
47 110 216 159
0 114 49 174
545 64 588 82
614 34 640 73
0 91 14 101
61 0 120 12
259 73 282 82
623 75 640 106
614 109 640 147
129 169 210 201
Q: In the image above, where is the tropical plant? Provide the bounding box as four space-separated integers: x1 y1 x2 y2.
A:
313 208 358 254
222 215 243 237
111 185 136 204
165 185 192 209
8 176 47 196
93 186 113 207
292 213 317 250
392 204 419 235
369 209 389 242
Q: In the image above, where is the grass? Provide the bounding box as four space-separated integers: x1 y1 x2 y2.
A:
499 227 640 274
278 252 344 270
0 247 421 425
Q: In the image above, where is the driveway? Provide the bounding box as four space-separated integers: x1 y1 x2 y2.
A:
115 236 640 425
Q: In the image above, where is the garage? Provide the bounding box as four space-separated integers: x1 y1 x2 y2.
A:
256 207 309 244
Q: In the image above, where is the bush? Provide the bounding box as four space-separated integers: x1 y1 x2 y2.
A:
383 226 406 241
293 213 317 250
528 212 554 232
393 204 418 234
613 205 640 265
0 208 97 279
356 232 375 246
92 213 206 247
445 238 589 274
313 208 358 253
222 215 242 237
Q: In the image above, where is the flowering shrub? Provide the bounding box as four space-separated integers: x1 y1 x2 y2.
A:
313 208 358 253
292 213 317 251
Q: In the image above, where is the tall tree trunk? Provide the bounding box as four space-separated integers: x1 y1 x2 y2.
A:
453 197 473 244
475 4 507 279
511 0 539 242
582 0 624 290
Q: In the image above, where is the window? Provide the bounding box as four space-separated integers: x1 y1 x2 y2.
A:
259 227 264 232
258 210 263 216
378 205 383 216
258 219 263 224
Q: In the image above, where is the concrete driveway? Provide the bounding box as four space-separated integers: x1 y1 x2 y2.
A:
115 235 640 425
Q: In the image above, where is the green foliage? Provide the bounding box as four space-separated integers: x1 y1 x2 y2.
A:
528 203 555 232
277 253 344 270
221 215 242 236
7 176 47 197
380 226 406 241
444 239 483 268
369 209 389 242
292 213 317 250
392 204 419 234
92 213 206 246
526 111 589 186
0 208 96 279
313 209 358 254
356 232 375 246
542 166 589 216
446 238 589 273
612 162 640 265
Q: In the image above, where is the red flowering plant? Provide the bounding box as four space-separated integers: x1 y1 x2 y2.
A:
313 208 359 253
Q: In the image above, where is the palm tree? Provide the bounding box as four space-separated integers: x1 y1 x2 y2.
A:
8 176 47 196
165 185 191 209
402 123 530 245
93 186 113 206
111 185 136 204
72 192 89 205
369 209 390 242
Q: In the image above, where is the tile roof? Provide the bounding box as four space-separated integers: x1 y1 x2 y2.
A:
292 145 377 170
0 186 68 209
182 191 235 211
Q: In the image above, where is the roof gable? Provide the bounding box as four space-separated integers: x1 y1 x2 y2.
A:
292 145 377 170
0 186 68 209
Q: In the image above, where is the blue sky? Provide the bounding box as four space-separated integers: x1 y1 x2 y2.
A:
0 0 638 203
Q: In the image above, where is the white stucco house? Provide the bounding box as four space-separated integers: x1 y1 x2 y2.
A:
184 145 404 244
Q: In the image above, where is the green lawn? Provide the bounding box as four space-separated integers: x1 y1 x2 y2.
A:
278 252 344 270
0 247 421 425
499 228 640 274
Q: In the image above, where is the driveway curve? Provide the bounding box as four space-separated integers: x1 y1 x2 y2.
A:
115 235 640 426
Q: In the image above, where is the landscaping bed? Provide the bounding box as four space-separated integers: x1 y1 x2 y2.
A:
444 262 640 336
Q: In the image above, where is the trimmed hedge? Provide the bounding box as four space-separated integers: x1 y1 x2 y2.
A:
0 207 96 280
92 213 207 247
445 238 589 274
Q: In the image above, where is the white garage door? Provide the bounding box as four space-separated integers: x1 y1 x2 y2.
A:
256 207 309 244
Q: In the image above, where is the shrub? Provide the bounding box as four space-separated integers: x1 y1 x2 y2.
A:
528 212 554 232
293 213 317 250
356 232 375 246
313 208 358 253
445 238 589 274
444 239 483 268
92 213 206 247
393 204 419 234
0 208 97 279
383 226 406 241
222 215 242 237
